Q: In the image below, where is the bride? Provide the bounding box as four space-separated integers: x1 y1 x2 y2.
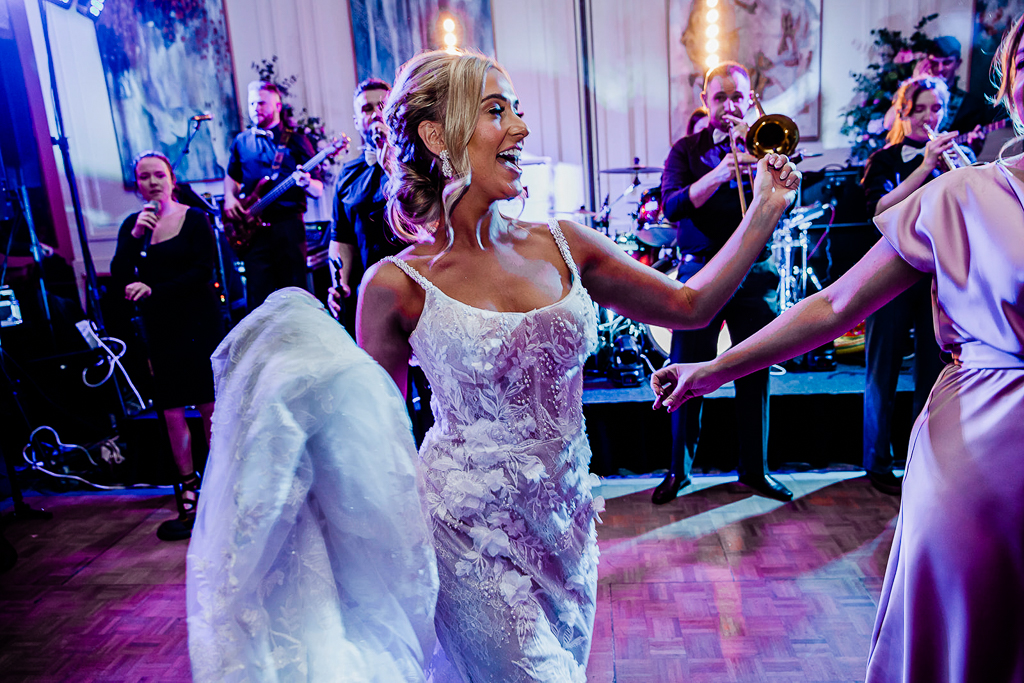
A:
186 288 438 683
359 49 800 681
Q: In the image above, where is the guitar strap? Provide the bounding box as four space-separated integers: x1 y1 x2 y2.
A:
269 129 294 181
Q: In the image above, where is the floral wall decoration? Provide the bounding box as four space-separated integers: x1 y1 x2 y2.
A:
95 0 240 186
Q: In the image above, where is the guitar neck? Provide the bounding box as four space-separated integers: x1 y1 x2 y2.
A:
250 143 338 216
953 118 1009 146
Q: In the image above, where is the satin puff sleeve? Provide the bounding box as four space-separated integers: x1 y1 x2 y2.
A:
873 168 971 277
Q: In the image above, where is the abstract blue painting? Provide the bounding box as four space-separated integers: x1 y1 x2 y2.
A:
349 0 495 84
94 0 240 186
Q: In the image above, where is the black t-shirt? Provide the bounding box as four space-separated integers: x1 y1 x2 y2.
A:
330 156 404 276
226 124 322 221
660 127 761 258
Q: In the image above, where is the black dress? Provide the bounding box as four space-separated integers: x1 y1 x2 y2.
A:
110 208 225 410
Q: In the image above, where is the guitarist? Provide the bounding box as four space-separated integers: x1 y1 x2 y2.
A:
224 80 324 311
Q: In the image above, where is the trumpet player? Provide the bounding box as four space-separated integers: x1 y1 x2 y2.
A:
858 75 972 495
655 61 793 504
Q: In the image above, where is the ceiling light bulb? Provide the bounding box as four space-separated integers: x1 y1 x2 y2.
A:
706 25 719 38
706 9 719 22
706 39 719 53
442 18 455 32
443 33 457 46
706 54 720 68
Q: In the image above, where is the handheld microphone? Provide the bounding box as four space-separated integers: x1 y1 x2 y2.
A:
140 201 158 257
191 113 213 121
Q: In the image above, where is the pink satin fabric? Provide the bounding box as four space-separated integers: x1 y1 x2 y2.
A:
867 162 1024 683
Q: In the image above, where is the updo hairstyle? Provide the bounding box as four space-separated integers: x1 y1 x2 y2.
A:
383 49 508 251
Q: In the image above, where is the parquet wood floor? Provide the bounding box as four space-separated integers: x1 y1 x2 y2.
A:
1 472 899 682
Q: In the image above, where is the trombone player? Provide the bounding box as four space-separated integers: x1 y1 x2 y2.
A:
859 74 973 495
654 61 794 504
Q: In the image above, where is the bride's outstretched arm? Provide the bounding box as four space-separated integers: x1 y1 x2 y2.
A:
565 153 799 330
651 237 926 411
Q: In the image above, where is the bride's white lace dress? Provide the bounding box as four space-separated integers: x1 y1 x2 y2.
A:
386 220 603 682
186 289 438 683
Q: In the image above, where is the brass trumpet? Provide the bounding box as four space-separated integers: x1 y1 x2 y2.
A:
923 123 973 170
730 92 801 215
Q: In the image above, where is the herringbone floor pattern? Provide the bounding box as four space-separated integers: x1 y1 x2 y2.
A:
0 472 899 682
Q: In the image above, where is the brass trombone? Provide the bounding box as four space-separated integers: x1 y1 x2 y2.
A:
923 123 973 170
729 92 801 215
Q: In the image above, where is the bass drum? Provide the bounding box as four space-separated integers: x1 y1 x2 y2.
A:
645 265 679 358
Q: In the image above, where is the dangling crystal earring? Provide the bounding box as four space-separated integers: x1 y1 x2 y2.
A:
439 149 454 178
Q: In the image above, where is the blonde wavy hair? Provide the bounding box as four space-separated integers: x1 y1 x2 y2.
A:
885 76 949 146
383 49 508 254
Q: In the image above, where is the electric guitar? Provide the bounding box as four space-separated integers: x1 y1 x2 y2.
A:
225 134 350 254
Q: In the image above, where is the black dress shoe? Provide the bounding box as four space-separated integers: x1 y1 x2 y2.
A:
652 473 692 505
738 474 794 502
866 470 902 496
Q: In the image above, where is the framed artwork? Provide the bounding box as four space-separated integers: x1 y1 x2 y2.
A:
94 0 240 186
668 0 822 143
349 0 495 84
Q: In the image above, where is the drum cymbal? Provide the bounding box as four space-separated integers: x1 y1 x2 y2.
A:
599 164 663 175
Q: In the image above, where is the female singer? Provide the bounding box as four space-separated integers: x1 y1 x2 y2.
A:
858 76 963 495
110 152 224 541
358 49 799 681
652 16 1024 680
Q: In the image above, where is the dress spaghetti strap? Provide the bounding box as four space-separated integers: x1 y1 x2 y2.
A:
382 255 434 292
546 219 581 281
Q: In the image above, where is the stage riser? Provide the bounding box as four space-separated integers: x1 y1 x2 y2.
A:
584 391 916 477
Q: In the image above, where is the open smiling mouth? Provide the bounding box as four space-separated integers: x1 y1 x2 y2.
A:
497 147 522 172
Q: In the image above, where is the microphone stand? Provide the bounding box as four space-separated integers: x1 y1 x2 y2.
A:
37 0 105 333
171 117 208 173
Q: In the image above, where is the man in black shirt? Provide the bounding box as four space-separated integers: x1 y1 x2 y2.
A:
917 36 996 154
327 78 403 334
224 81 323 311
654 61 792 504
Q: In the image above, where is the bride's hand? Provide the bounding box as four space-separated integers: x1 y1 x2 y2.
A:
753 153 800 210
651 361 724 413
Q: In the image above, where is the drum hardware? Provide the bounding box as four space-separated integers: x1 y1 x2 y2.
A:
773 203 826 312
590 304 666 385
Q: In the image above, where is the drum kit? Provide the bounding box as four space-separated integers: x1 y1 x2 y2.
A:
571 100 824 385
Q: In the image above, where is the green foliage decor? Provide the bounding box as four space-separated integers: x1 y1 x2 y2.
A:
252 56 339 178
840 14 939 164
